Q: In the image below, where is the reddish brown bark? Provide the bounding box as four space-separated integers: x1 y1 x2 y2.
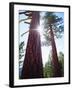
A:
49 25 62 77
21 11 43 79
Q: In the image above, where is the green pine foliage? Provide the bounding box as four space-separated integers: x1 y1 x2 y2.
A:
43 52 64 78
42 12 64 46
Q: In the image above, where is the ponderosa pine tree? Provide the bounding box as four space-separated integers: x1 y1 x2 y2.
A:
43 12 64 77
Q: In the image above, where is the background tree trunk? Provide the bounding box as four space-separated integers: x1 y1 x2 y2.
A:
49 25 62 77
21 11 43 79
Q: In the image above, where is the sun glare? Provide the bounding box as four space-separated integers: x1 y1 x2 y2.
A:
37 26 43 35
37 25 45 42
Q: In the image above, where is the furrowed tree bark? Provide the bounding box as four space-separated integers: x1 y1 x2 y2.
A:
21 11 43 79
49 25 62 77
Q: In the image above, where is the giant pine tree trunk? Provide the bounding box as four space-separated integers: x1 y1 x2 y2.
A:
49 25 62 77
21 11 43 79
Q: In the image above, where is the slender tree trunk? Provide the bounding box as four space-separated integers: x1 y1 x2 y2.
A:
21 11 43 79
49 25 62 77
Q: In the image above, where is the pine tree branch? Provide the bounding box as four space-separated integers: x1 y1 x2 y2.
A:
19 11 32 15
24 22 30 24
21 30 29 37
19 18 32 23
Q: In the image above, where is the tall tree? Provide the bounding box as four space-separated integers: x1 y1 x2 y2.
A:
43 52 64 78
43 53 53 78
58 52 64 77
20 11 43 79
43 12 64 77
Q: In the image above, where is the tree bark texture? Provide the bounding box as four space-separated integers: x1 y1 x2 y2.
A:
49 25 62 77
21 11 43 79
